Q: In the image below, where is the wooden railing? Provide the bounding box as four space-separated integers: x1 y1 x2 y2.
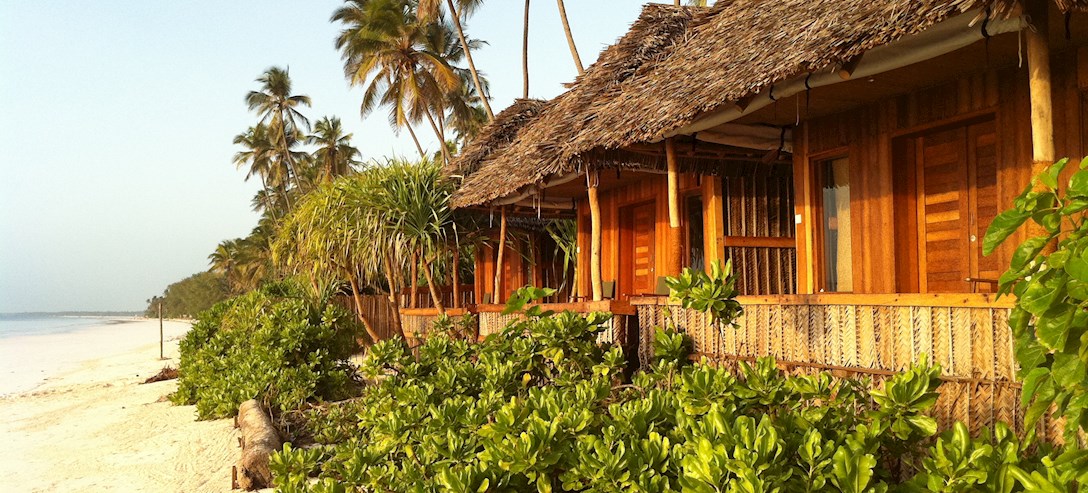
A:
400 285 475 310
630 293 1065 443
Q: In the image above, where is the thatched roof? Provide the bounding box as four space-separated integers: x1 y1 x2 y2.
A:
568 0 1088 153
452 0 1088 209
452 4 704 208
445 98 549 178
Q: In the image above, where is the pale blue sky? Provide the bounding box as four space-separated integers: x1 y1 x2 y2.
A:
0 1 652 312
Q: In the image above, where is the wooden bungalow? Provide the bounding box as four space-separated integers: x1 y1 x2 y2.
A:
448 0 1088 439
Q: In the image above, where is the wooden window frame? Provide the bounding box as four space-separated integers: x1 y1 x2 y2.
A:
809 149 852 293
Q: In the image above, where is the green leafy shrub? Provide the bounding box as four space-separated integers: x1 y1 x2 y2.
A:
665 259 743 334
172 280 360 419
983 156 1088 441
269 291 1083 492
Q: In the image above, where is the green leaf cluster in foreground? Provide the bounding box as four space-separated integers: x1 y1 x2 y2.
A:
271 305 1086 492
172 280 361 419
983 156 1088 442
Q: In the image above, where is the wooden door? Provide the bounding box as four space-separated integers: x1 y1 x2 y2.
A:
915 118 998 293
619 201 656 299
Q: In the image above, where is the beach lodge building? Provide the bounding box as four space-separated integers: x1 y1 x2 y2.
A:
434 0 1088 438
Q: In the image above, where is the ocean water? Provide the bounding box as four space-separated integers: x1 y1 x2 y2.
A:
0 315 132 339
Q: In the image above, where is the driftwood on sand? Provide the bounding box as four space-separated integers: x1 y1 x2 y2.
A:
234 399 281 490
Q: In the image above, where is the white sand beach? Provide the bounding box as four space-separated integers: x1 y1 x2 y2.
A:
0 319 238 492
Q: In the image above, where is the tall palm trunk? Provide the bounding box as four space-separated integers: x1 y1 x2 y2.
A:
423 108 452 166
278 123 304 195
258 175 279 221
350 276 382 344
556 0 584 75
522 0 530 98
447 0 494 121
405 122 427 159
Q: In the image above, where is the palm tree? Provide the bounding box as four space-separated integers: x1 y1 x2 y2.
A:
555 0 583 75
274 176 399 343
233 124 288 216
418 0 495 121
307 117 361 183
333 0 460 161
365 158 454 313
245 67 312 194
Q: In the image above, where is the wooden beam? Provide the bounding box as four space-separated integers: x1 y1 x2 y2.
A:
493 206 507 302
723 236 797 248
588 172 603 301
666 139 684 276
1025 0 1056 248
838 54 864 80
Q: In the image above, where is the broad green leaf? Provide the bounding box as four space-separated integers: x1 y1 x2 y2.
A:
1069 168 1088 198
983 210 1031 256
1036 304 1075 351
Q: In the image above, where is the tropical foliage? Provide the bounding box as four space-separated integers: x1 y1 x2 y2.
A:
171 279 360 419
269 289 1087 492
983 156 1088 441
144 271 230 319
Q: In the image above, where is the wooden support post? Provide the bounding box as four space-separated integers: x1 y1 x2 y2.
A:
666 138 684 275
493 206 507 302
158 300 164 360
1026 0 1056 247
451 247 461 309
588 172 603 301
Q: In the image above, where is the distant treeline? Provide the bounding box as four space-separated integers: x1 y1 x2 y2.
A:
145 271 230 319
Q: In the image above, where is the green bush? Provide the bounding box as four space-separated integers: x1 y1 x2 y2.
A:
172 280 360 419
270 290 1087 492
983 156 1088 441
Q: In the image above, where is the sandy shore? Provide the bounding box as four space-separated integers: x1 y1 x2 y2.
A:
0 320 239 492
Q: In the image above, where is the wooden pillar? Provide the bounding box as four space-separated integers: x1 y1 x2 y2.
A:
451 247 460 309
665 138 684 275
702 176 725 268
493 206 507 302
1026 0 1056 246
1026 0 1055 169
588 172 603 301
794 123 816 294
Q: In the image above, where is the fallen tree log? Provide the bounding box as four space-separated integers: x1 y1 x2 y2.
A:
235 399 281 490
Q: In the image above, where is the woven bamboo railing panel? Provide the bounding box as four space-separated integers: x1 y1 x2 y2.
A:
478 311 626 346
633 301 1058 441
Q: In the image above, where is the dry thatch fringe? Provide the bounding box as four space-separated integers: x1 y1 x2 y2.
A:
451 4 704 208
452 0 1088 210
445 98 549 179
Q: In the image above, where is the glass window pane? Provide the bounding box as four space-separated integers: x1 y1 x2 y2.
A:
686 195 705 272
821 157 852 292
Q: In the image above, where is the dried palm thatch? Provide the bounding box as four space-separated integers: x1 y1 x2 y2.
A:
451 4 707 208
445 98 549 178
452 0 1088 209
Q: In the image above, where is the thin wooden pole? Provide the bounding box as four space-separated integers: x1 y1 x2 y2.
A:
1025 0 1056 247
493 207 508 301
158 300 164 360
588 172 603 301
666 138 684 275
451 246 461 309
